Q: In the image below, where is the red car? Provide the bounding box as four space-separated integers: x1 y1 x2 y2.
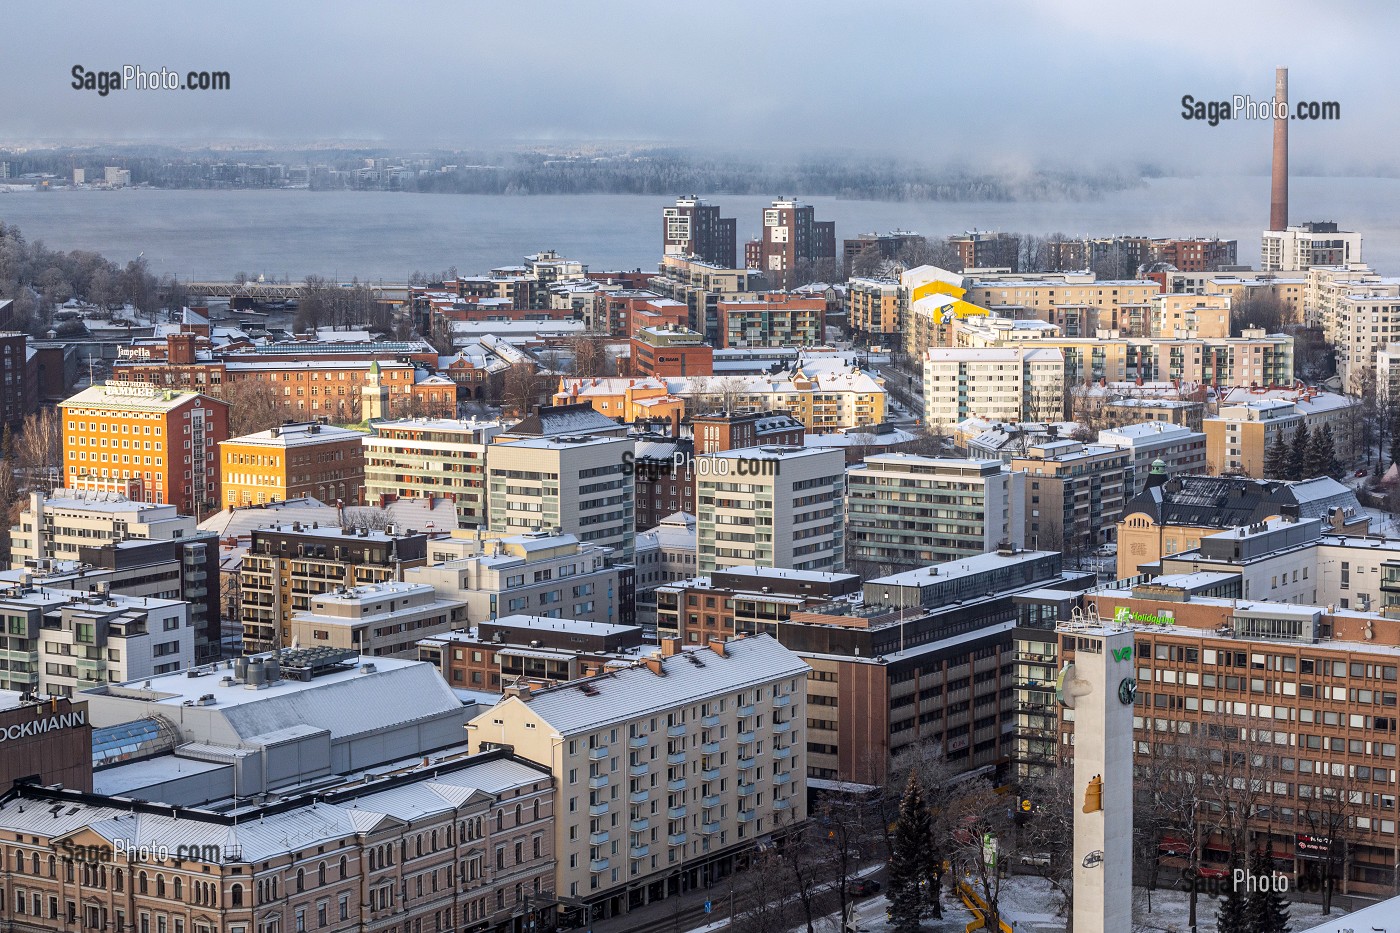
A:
1356 469 1369 477
1195 866 1230 880
848 879 882 896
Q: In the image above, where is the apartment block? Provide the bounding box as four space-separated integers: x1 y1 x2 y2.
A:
654 566 862 643
950 231 1020 271
846 277 905 339
0 584 192 696
1303 264 1400 383
466 634 809 923
648 255 761 344
363 417 502 527
1151 293 1232 339
219 421 365 508
1011 440 1131 553
290 580 468 657
662 196 737 268
691 410 805 454
61 382 230 517
1203 400 1302 477
845 454 1025 569
12 491 221 662
239 523 429 655
1261 221 1363 272
695 446 845 573
753 199 837 290
487 435 635 562
408 530 632 627
922 347 1066 429
841 231 926 275
634 512 697 633
1096 423 1208 495
716 293 824 348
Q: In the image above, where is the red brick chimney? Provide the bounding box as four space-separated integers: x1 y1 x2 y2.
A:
1270 67 1288 231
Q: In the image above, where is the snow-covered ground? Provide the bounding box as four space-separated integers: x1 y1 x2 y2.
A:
761 875 1359 933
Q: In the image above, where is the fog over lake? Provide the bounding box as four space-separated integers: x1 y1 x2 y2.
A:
1 175 1396 281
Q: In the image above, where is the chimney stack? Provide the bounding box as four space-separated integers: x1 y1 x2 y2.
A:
1270 67 1288 231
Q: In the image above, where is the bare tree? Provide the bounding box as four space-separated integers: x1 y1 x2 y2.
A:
1020 765 1075 923
943 778 1016 932
568 336 611 378
729 851 796 933
17 408 61 494
218 378 286 436
1298 768 1363 914
501 362 550 420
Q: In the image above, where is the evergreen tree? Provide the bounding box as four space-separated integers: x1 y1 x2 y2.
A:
1245 848 1291 933
1263 433 1289 479
1287 423 1311 481
888 773 937 932
1314 424 1342 479
1390 409 1400 469
1215 865 1249 933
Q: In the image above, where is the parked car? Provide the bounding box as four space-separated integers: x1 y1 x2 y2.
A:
1356 469 1369 477
1019 852 1052 869
1195 866 1230 879
848 878 882 896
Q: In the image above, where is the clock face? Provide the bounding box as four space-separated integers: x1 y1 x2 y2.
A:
1118 678 1137 706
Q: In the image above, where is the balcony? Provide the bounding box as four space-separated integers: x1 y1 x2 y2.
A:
738 731 756 745
630 845 650 860
773 693 792 709
702 766 721 781
588 802 610 817
589 775 610 790
629 763 650 778
590 830 610 846
668 805 687 820
773 721 792 735
738 810 756 824
772 770 790 786
737 757 757 771
737 782 756 797
700 821 721 835
589 746 608 761
667 751 687 766
630 817 649 832
738 704 755 717
667 778 687 793
668 833 687 847
701 741 721 755
666 724 687 738
629 735 649 749
590 858 609 873
703 794 722 809
774 746 792 760
629 790 649 805
774 798 792 811
701 714 721 728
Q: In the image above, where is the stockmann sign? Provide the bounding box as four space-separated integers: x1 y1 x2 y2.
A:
1114 606 1175 627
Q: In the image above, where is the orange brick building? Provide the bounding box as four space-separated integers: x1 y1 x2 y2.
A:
631 326 714 377
219 421 367 507
60 382 230 516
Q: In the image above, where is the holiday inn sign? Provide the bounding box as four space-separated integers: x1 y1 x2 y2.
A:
1114 606 1175 626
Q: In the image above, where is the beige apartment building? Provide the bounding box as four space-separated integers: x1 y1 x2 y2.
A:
363 417 503 527
963 278 1160 336
1203 399 1302 477
922 347 1065 428
847 277 905 339
467 634 808 924
290 580 468 657
1151 293 1231 338
1010 439 1131 553
1162 270 1307 325
1302 264 1400 383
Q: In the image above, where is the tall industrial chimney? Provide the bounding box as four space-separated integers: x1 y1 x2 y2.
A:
1269 67 1288 231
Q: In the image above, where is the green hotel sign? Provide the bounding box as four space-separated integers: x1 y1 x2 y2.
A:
1114 606 1175 627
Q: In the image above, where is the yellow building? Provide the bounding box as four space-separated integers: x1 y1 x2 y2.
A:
1202 400 1301 477
220 421 367 507
1151 293 1231 338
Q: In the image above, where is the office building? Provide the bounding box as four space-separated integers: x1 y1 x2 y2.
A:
0 694 91 791
61 382 230 517
362 417 502 527
418 615 647 693
695 446 845 573
289 580 468 657
467 633 808 923
631 326 713 377
219 421 365 508
845 454 1025 570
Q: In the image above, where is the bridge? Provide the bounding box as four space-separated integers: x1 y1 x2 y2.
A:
172 281 411 302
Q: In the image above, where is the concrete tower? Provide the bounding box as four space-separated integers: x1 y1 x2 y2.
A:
1270 67 1289 231
1059 610 1134 933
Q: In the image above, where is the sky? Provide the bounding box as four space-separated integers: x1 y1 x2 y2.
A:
2 0 1396 175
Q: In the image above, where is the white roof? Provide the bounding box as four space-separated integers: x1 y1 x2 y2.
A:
60 382 221 413
223 423 363 448
479 634 806 736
